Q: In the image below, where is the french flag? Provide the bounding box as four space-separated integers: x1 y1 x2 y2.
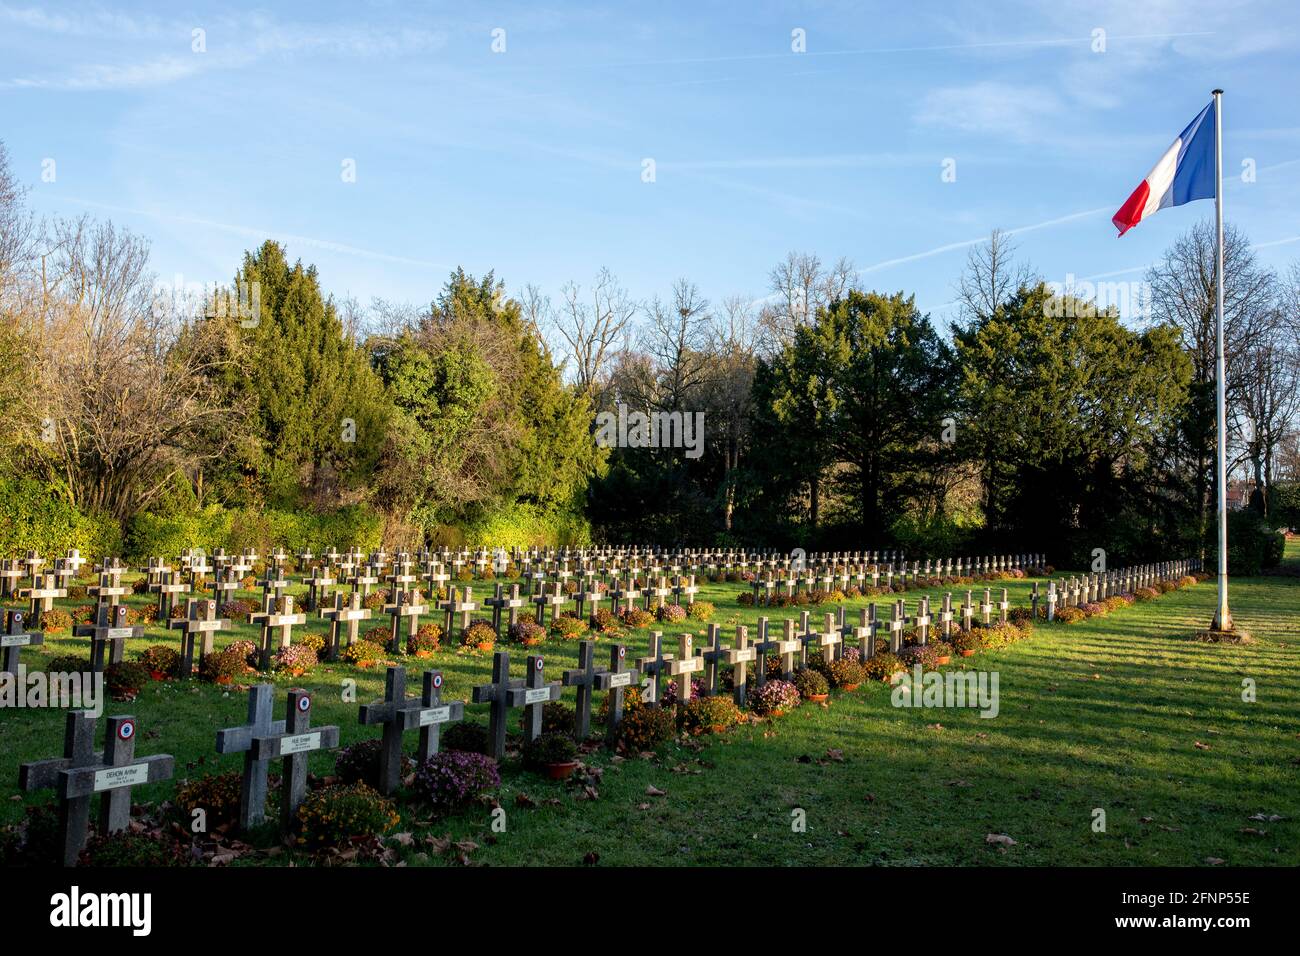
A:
1112 100 1217 236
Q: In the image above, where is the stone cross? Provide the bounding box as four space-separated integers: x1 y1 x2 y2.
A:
914 598 931 646
1 609 42 675
20 712 173 866
87 564 128 611
886 603 906 654
996 588 1009 625
485 582 525 637
350 561 380 597
573 577 605 623
855 606 877 660
700 624 731 697
0 559 23 600
320 590 371 661
562 639 605 740
360 666 427 795
508 654 563 744
384 588 428 655
471 650 524 760
636 631 674 706
150 567 186 619
215 683 287 831
75 603 142 672
666 633 701 706
415 669 464 761
249 594 306 669
938 593 954 639
775 619 801 679
441 586 478 641
980 588 993 626
168 597 231 678
532 581 568 625
1046 581 1057 621
303 563 336 612
752 617 779 690
672 573 699 606
208 562 241 603
610 577 641 616
961 590 975 632
593 644 634 745
815 612 842 663
723 625 756 707
250 689 340 832
20 572 67 628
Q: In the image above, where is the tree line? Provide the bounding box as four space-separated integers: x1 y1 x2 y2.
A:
0 142 1295 565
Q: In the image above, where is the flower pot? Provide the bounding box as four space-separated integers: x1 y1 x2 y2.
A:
840 683 861 692
805 693 829 704
414 650 435 659
710 723 728 734
476 641 494 652
545 760 580 780
215 675 232 685
149 670 168 682
934 655 951 666
520 638 543 647
769 709 787 718
959 649 975 658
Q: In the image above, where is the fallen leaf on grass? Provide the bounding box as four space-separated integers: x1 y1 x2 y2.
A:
1239 827 1267 836
825 748 845 762
1193 741 1211 750
646 784 666 797
985 833 1017 847
515 793 537 809
1204 857 1225 866
927 723 944 731
1248 813 1285 822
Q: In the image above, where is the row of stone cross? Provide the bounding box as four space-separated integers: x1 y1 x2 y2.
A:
11 589 1024 868
12 554 1202 867
1031 560 1200 620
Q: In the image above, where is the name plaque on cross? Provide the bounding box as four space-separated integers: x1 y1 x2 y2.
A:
607 671 633 688
93 764 149 791
524 687 552 705
278 733 322 756
419 705 452 726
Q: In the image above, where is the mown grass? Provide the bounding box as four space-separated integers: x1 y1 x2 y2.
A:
3 546 1296 867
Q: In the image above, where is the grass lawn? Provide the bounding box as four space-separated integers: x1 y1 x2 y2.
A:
3 545 1296 867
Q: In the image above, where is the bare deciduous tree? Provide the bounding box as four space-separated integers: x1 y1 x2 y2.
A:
550 267 637 398
758 251 856 351
955 229 1034 324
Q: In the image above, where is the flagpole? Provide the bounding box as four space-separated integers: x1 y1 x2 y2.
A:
1211 88 1232 632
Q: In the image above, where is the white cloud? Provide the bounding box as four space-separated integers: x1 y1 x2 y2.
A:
915 81 1065 143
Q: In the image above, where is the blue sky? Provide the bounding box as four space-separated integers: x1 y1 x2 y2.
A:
2 0 1298 325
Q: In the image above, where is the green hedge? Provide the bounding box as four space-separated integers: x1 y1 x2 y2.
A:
124 504 384 560
0 477 121 557
429 502 591 549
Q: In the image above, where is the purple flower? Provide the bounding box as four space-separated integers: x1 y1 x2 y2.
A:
413 751 500 812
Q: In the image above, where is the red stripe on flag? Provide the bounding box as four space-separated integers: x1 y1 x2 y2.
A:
1112 180 1150 236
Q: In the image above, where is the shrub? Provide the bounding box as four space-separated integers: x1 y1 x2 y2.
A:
1007 606 1039 626
615 704 676 750
522 731 578 768
342 639 385 667
1134 586 1160 602
462 620 496 648
1055 606 1086 624
678 695 741 735
334 739 414 786
751 679 800 716
412 751 500 813
136 644 181 678
70 604 96 626
793 668 829 699
174 769 276 829
1178 575 1198 588
39 608 72 634
0 803 65 866
686 601 715 621
272 643 317 676
537 701 575 736
363 589 389 612
976 623 1025 650
79 830 186 867
951 629 979 653
104 661 151 700
828 658 865 687
861 652 904 682
660 676 705 707
408 622 442 655
598 685 643 722
590 607 619 633
66 585 88 600
200 645 252 683
46 653 91 674
549 613 587 640
442 721 489 755
1156 579 1176 594
1102 596 1128 613
508 618 546 645
296 782 400 847
297 631 326 656
618 606 653 628
655 603 687 623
